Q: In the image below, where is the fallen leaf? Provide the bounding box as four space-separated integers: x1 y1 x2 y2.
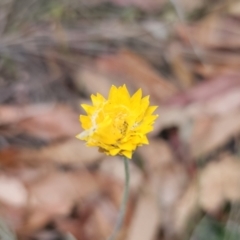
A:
74 68 115 99
190 111 240 158
100 157 143 194
0 104 81 142
28 171 100 215
174 181 200 236
21 167 129 236
194 15 240 49
18 104 80 141
228 1 240 16
24 139 104 166
89 199 117 239
0 139 104 171
96 49 178 103
126 186 160 240
0 104 55 126
166 73 240 107
137 139 174 172
81 0 166 11
199 156 240 213
0 175 27 207
168 42 194 89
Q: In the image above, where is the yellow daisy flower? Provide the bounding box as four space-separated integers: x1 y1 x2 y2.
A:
76 85 158 159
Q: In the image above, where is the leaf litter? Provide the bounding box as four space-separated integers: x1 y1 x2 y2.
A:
1 0 240 240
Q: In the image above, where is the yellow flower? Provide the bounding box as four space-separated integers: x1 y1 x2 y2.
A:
76 85 158 159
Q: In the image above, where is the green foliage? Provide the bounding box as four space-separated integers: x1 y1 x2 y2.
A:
190 215 240 240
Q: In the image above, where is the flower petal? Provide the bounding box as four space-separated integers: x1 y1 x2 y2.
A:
122 150 132 159
76 84 158 159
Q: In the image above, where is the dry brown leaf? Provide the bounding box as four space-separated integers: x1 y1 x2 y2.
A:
155 163 189 238
151 74 240 158
75 49 177 103
90 199 117 239
81 0 166 11
0 175 27 207
0 104 55 126
174 181 199 236
192 15 240 49
172 17 240 78
137 139 174 172
20 171 122 236
154 105 240 160
20 210 55 237
22 170 101 233
203 87 240 115
18 105 80 141
153 74 240 135
27 171 100 215
74 68 116 99
176 0 205 12
156 163 189 215
168 42 194 89
100 157 143 194
0 104 81 141
0 139 103 170
0 202 25 232
20 169 126 237
151 106 187 137
112 0 165 11
199 156 240 213
166 73 240 107
228 1 240 15
96 49 178 103
55 218 84 240
23 139 103 166
193 63 234 80
126 187 160 240
190 111 240 158
0 0 13 34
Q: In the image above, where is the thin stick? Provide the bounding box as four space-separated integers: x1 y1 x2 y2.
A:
108 157 130 240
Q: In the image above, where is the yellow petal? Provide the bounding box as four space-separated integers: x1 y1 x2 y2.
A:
121 84 130 99
91 94 98 106
119 142 134 151
140 96 150 112
122 150 132 159
108 85 118 101
131 88 142 104
81 104 95 115
96 93 106 102
109 148 121 156
145 106 158 116
76 84 158 157
140 135 149 144
80 115 92 129
143 115 158 124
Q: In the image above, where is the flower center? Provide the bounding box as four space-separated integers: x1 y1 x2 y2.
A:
113 113 128 134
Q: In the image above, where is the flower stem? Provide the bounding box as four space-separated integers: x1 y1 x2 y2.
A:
108 157 130 240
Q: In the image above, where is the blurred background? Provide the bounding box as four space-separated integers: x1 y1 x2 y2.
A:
1 0 240 239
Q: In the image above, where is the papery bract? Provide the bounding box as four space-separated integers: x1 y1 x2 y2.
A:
76 85 158 159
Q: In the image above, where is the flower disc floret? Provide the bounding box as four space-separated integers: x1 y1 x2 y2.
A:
76 85 158 159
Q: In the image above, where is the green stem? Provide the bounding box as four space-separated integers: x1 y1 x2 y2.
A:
108 157 130 240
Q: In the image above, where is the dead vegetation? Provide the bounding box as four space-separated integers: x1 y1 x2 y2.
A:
1 0 240 240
